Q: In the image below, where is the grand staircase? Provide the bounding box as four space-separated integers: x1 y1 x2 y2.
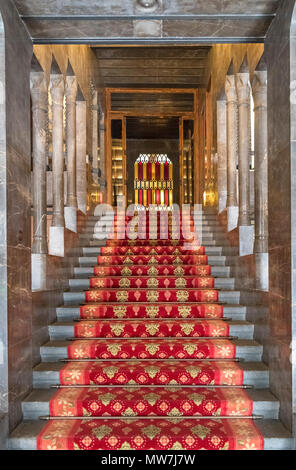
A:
9 210 293 450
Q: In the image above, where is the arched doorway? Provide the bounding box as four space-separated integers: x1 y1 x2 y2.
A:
134 154 173 210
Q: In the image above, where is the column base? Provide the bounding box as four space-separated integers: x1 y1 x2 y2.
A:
218 193 227 214
31 253 47 290
255 252 269 291
77 202 87 215
49 226 64 257
239 225 254 257
31 253 47 291
65 206 77 233
227 206 239 232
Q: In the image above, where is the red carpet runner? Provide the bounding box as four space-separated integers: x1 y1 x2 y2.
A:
37 212 264 450
37 418 263 450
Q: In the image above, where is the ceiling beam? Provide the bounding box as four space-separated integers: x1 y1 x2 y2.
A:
32 37 265 45
14 0 280 16
99 71 205 76
93 47 210 59
21 14 276 20
105 81 204 85
104 84 204 89
96 59 207 67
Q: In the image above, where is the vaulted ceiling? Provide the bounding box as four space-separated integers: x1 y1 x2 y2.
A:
14 0 280 44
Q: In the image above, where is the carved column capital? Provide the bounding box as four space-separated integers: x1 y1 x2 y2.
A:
65 75 78 102
236 72 250 106
91 84 98 110
90 81 98 99
50 74 65 104
252 70 267 109
30 71 48 98
225 75 237 104
30 71 48 149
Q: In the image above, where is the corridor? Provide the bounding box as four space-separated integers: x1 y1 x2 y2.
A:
0 0 296 452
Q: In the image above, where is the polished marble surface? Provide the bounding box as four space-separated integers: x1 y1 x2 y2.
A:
11 0 280 40
13 0 280 16
0 0 33 435
266 0 296 432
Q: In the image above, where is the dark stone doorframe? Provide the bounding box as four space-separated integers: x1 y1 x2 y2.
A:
289 0 296 437
265 0 296 435
0 9 8 450
0 0 33 448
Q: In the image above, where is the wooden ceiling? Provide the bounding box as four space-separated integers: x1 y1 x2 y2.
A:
95 46 210 89
127 117 179 140
13 0 280 44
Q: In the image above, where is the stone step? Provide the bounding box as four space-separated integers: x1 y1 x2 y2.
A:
78 235 231 246
48 320 254 341
33 361 269 388
21 388 279 421
86 214 219 221
82 224 225 233
78 255 238 267
86 214 114 219
74 265 232 278
56 304 248 322
81 227 226 237
84 240 232 250
63 290 241 305
68 277 236 291
9 418 293 450
39 339 262 362
78 246 238 256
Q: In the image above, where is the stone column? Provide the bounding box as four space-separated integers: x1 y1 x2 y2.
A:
30 55 48 290
76 86 87 214
91 82 99 184
216 89 227 214
65 61 78 232
49 57 65 257
99 107 106 200
252 55 268 290
236 56 254 256
225 60 239 231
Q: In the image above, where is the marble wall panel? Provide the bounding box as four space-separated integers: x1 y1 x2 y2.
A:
13 0 280 16
265 0 296 432
32 210 87 366
163 19 272 38
0 0 33 440
26 19 134 40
